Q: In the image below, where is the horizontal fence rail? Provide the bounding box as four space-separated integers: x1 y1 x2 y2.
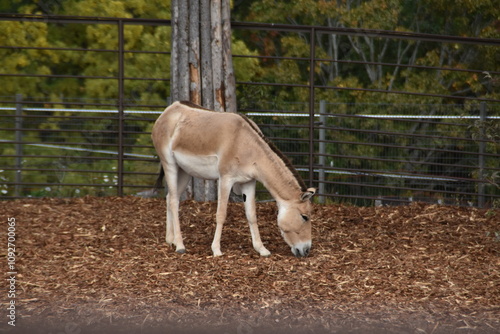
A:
1 14 499 207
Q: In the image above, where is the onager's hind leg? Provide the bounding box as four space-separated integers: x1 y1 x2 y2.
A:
165 169 190 246
165 166 190 253
239 181 271 257
165 193 174 245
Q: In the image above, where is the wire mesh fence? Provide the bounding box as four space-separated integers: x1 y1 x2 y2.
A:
1 96 499 206
0 101 160 197
244 101 500 206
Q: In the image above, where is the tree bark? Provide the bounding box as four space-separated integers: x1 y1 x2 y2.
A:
189 0 201 105
221 0 236 113
170 0 236 201
210 0 223 112
170 0 179 101
177 0 189 100
200 0 214 109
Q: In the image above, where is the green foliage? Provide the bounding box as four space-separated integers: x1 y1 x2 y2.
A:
1 0 499 203
0 0 264 197
236 0 499 104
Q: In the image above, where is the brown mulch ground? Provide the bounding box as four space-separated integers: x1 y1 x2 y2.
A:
1 196 499 333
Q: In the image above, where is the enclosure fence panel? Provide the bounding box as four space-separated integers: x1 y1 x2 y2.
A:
1 14 499 207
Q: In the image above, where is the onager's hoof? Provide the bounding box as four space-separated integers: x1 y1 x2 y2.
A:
176 248 186 254
212 250 223 257
259 249 271 257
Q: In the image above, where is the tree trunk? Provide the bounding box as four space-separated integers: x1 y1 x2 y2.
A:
171 0 237 201
189 0 201 105
221 0 236 113
200 0 214 109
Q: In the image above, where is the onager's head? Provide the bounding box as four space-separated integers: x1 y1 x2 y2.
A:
277 188 315 257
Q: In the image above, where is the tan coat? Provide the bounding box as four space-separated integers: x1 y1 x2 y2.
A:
152 101 315 257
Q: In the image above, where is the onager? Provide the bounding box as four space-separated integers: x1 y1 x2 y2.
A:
152 101 315 257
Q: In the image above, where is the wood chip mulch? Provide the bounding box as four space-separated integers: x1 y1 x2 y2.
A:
1 196 499 333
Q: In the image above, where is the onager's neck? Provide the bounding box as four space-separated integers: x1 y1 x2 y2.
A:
237 113 307 202
254 149 306 203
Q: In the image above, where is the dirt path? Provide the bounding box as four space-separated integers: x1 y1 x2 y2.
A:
1 197 499 333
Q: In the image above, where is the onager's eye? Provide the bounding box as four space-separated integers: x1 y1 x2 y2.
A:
301 214 309 222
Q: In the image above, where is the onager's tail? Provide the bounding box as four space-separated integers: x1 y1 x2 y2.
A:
154 164 165 191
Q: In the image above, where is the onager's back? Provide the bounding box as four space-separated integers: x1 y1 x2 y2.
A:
152 101 315 257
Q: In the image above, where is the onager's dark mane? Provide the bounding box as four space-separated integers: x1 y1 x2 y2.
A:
237 113 308 192
179 100 307 192
180 100 212 111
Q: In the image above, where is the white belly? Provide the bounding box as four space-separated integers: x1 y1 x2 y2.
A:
173 151 220 180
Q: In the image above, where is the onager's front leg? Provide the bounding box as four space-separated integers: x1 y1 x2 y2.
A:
211 178 232 256
241 181 271 257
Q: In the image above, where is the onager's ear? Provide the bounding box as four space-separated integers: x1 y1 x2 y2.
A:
300 188 316 201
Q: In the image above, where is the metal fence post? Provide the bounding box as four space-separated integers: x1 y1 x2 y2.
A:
308 27 316 189
15 94 23 197
477 102 486 208
117 20 125 196
318 100 326 204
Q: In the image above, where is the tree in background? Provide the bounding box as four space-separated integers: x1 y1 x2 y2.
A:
233 0 499 104
170 0 237 201
231 0 499 203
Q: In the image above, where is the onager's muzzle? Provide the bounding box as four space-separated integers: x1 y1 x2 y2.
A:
291 241 312 257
